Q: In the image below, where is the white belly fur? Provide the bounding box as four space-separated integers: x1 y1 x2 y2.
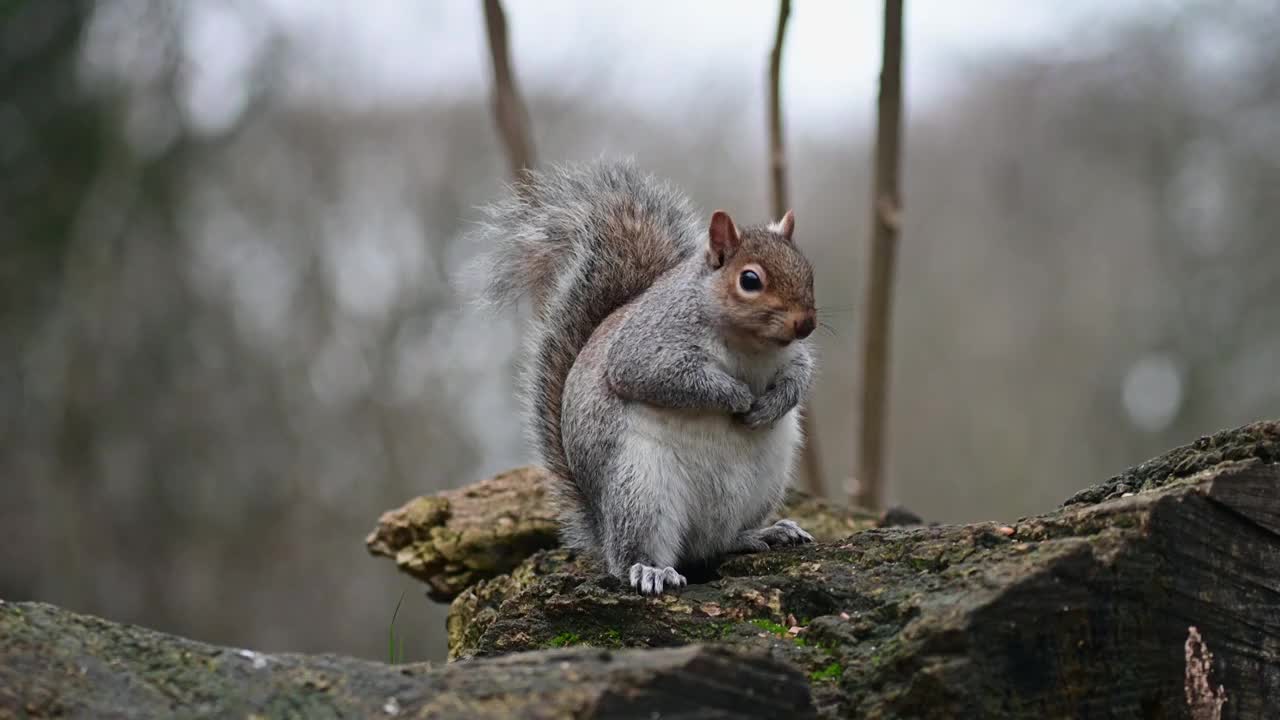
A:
617 402 800 564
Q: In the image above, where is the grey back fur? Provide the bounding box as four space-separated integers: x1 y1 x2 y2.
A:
463 159 703 548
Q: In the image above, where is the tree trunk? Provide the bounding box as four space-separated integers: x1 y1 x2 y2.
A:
855 0 905 510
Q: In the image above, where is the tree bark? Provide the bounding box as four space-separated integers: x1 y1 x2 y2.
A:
855 0 905 510
447 421 1279 718
367 466 879 602
0 602 813 719
7 422 1278 718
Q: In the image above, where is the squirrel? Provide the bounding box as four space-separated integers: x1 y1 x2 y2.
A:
466 159 817 595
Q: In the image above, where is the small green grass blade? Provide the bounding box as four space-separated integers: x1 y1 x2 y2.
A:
388 591 406 664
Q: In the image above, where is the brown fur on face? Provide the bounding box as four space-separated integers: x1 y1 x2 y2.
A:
705 211 816 349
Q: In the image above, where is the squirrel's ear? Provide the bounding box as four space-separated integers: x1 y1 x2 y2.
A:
707 210 741 268
773 210 796 242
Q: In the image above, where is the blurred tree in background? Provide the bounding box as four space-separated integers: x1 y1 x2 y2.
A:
2 0 110 602
1 0 1277 663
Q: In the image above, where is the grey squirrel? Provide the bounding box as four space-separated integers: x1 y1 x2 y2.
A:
467 159 817 595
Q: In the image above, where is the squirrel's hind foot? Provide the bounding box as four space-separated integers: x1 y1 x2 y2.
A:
727 532 770 554
728 519 814 555
628 564 687 595
757 519 815 548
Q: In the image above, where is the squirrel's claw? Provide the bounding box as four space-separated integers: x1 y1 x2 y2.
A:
730 519 813 555
757 519 814 547
736 392 797 429
629 564 687 595
736 406 776 430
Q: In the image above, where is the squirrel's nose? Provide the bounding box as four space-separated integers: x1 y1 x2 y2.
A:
794 314 816 340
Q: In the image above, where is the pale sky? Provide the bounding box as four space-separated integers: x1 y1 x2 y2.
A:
182 0 1170 135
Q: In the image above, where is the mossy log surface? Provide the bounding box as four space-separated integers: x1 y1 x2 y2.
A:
5 422 1277 718
443 421 1279 718
0 601 812 719
366 466 562 602
367 465 883 602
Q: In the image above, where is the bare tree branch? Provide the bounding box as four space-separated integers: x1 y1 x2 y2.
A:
482 0 535 179
767 0 792 219
855 0 905 510
765 0 824 497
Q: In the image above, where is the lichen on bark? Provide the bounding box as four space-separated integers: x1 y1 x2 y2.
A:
444 422 1280 718
6 422 1277 718
368 465 880 602
0 600 815 719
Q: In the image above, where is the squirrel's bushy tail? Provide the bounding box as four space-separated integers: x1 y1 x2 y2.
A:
464 159 702 548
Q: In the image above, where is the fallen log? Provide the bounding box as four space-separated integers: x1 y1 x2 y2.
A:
366 465 882 602
437 421 1278 717
5 422 1276 718
0 601 813 719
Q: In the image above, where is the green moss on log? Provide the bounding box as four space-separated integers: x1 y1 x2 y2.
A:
447 422 1280 718
0 601 816 719
371 466 881 603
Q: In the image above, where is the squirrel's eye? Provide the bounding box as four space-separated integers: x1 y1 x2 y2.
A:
738 269 763 293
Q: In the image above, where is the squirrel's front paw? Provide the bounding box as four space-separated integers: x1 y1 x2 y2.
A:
726 382 754 415
735 394 793 429
628 564 687 595
756 519 814 547
737 402 777 429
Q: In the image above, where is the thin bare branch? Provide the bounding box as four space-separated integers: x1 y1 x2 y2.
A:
855 0 905 510
482 0 535 179
767 0 792 219
766 0 824 497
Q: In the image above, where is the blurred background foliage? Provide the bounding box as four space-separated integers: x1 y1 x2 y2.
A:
2 0 1278 661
